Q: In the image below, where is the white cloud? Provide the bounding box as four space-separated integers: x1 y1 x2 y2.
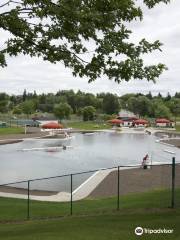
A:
0 0 179 96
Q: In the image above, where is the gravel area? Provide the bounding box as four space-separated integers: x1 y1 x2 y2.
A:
89 165 180 198
161 139 180 148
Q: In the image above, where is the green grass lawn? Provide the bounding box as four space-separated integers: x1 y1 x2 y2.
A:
0 189 180 239
66 121 112 130
0 127 24 135
0 210 180 240
175 125 180 132
0 189 179 221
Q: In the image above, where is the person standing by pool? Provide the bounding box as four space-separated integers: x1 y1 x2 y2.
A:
142 154 149 169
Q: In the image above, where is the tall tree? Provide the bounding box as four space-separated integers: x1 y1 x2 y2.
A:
54 103 72 120
168 98 180 124
103 93 120 114
21 100 35 116
0 93 9 113
0 0 169 83
154 104 171 119
127 96 152 117
146 91 153 100
164 92 171 101
82 106 96 121
157 92 162 98
0 100 8 113
152 99 171 118
22 89 27 102
175 92 180 98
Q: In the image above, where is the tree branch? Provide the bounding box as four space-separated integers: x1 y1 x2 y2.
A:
0 0 11 8
0 0 22 8
1 21 89 65
72 52 89 64
0 6 33 16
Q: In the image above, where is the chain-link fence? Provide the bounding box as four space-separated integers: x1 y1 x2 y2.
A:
0 118 39 128
0 159 179 222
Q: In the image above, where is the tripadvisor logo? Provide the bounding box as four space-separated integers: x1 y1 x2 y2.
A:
135 227 143 236
135 226 174 236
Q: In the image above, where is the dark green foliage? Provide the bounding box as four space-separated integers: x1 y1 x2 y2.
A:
22 89 27 102
20 100 35 116
0 90 180 119
54 102 73 119
165 92 171 101
0 0 169 82
127 96 153 117
153 100 171 118
13 106 22 115
146 91 153 100
175 92 180 98
38 103 53 113
102 93 120 114
82 106 96 121
0 100 9 113
168 98 180 115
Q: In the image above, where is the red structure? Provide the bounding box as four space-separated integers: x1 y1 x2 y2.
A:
117 117 138 127
133 119 148 126
155 118 174 127
41 122 63 129
156 118 170 124
108 119 124 125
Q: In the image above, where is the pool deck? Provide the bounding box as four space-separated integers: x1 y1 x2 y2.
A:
89 164 180 198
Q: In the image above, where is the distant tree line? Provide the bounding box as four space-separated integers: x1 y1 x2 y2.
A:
0 90 180 121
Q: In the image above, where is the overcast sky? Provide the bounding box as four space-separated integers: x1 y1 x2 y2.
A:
0 0 179 96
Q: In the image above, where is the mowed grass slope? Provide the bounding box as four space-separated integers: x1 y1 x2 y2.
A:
0 189 180 239
0 209 180 240
0 189 179 221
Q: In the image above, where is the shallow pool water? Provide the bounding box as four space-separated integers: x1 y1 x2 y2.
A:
0 132 179 191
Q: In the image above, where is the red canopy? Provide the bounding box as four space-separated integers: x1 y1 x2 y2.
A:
41 122 63 129
156 118 170 123
134 119 148 124
108 119 124 124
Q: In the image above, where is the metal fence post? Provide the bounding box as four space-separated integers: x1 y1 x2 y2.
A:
27 180 30 220
117 166 120 210
171 157 175 208
70 174 73 215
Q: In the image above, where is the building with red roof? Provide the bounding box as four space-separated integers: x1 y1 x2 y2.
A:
117 109 138 127
108 119 124 126
133 119 149 127
117 116 138 127
155 118 174 128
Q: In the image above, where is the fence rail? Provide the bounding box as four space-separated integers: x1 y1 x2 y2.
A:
0 158 179 222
